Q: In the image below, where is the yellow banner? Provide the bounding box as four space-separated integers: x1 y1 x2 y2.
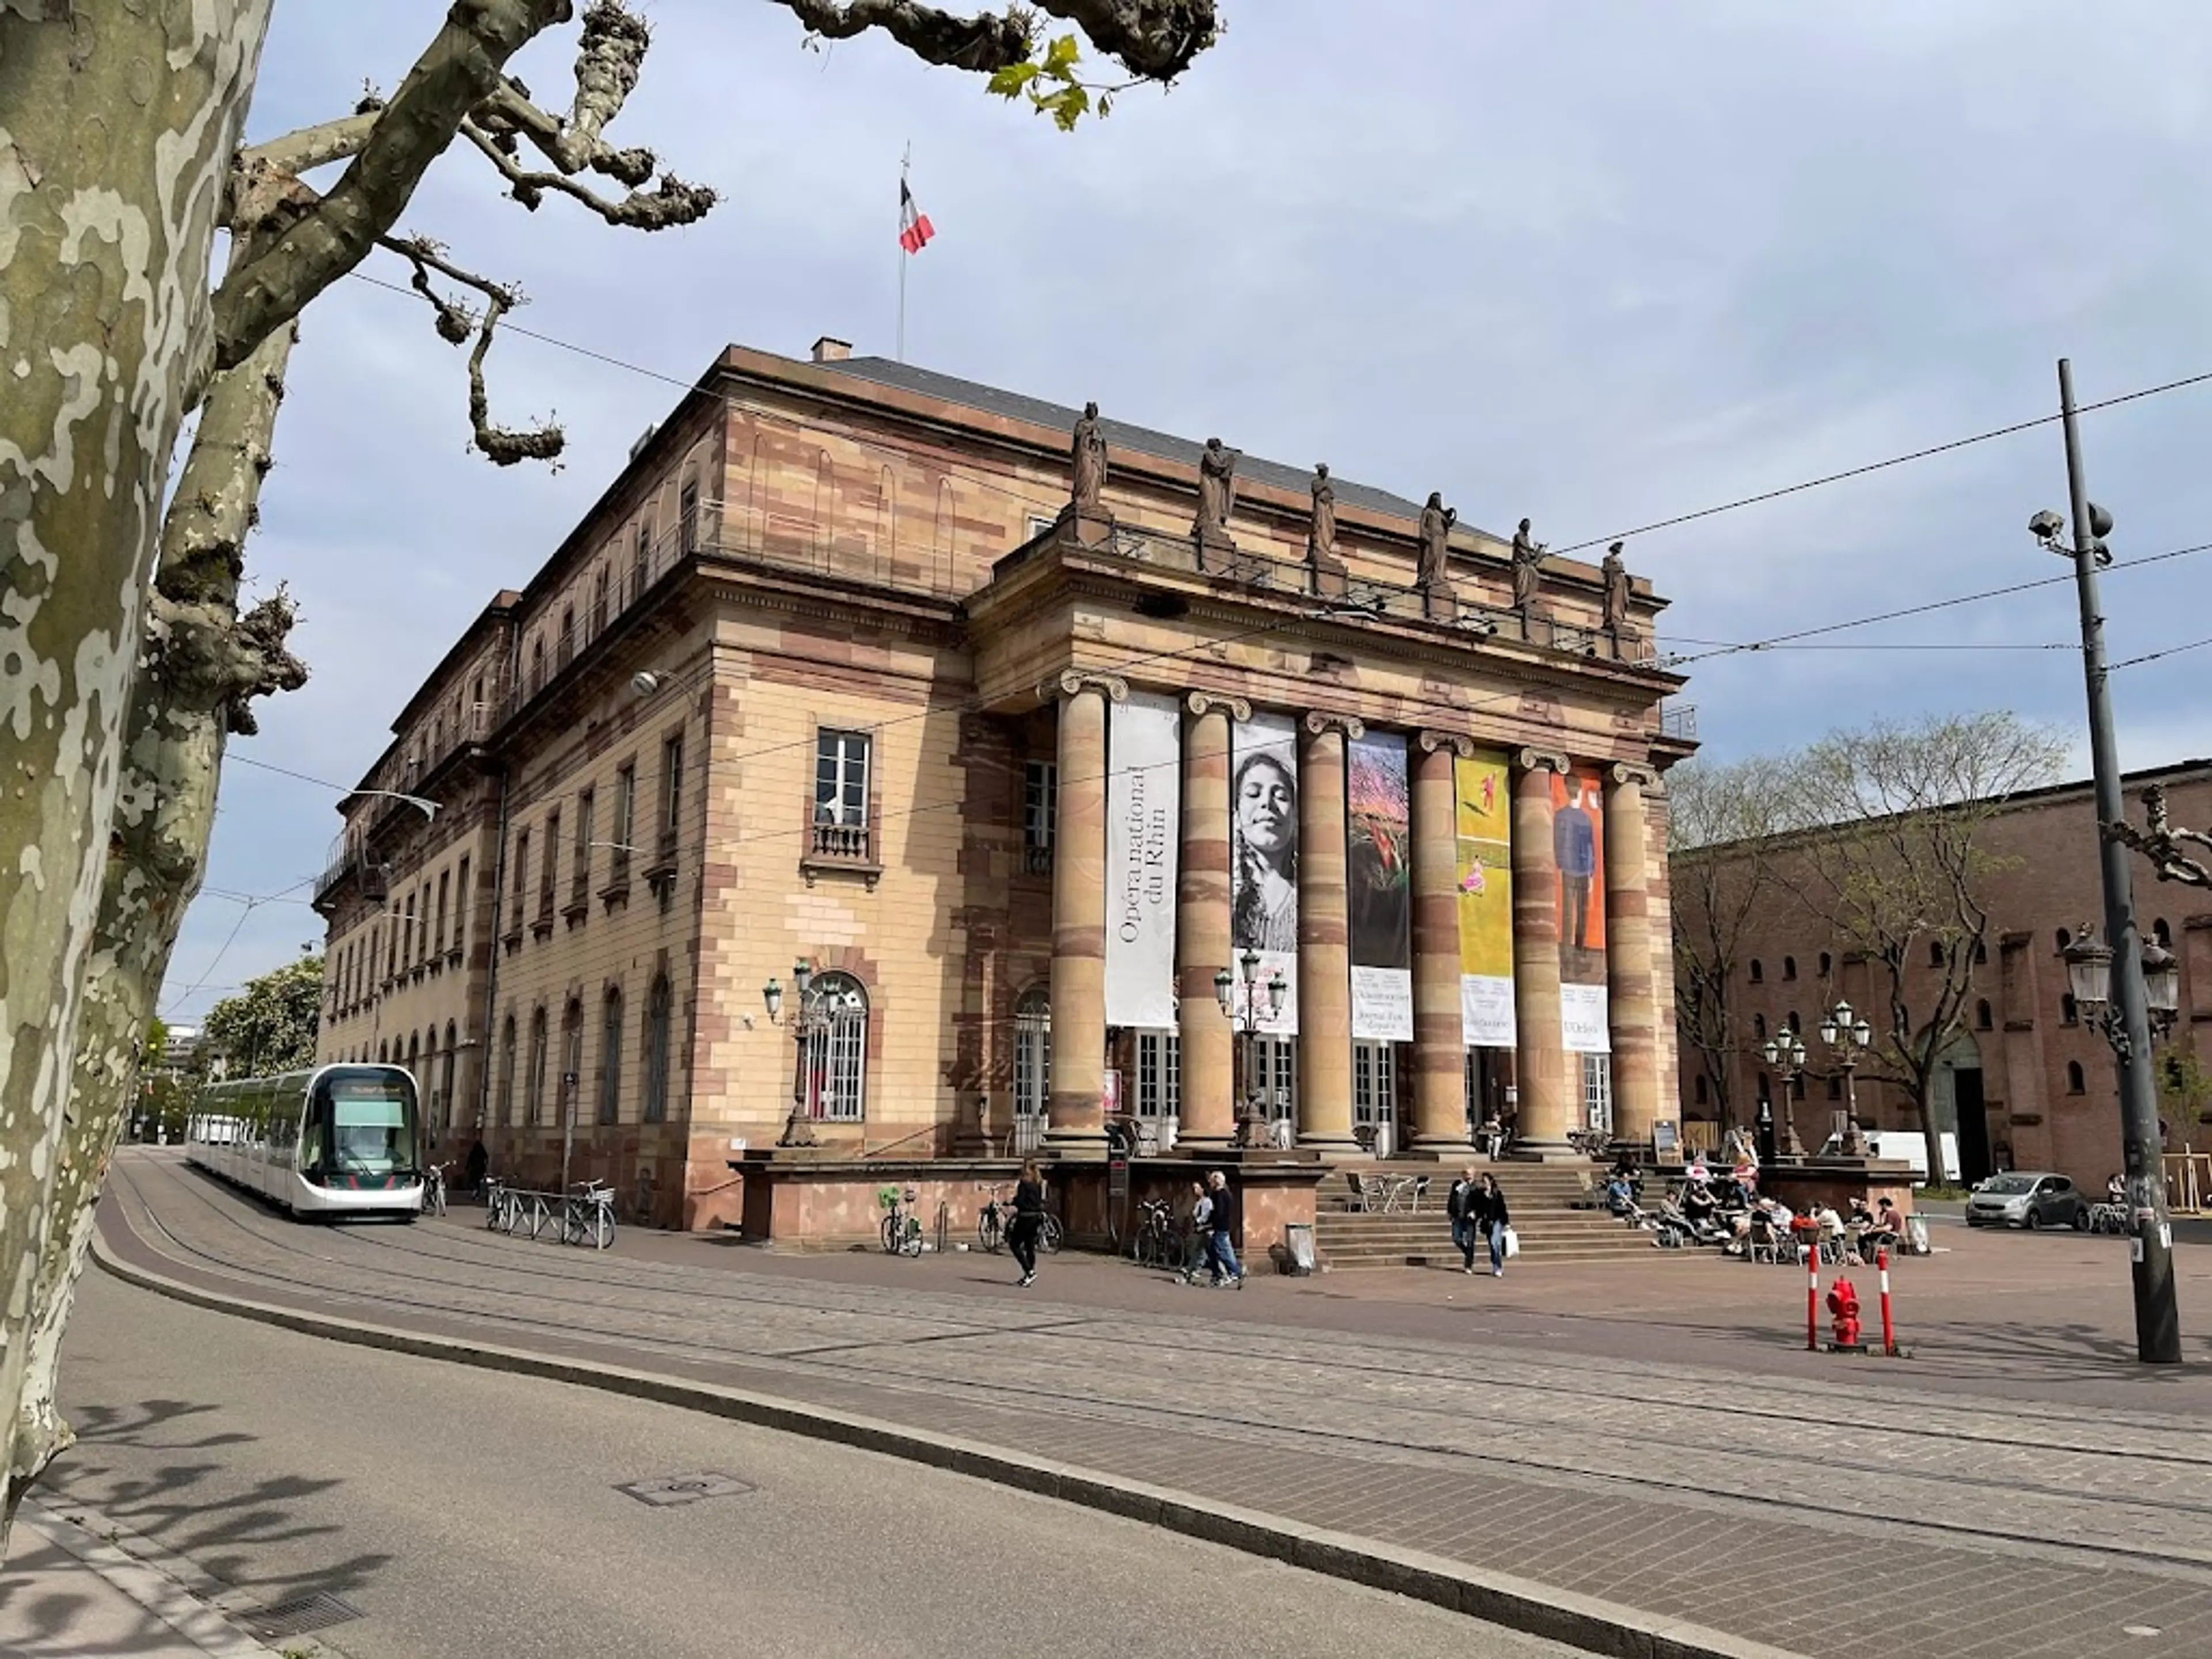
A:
1455 750 1514 1046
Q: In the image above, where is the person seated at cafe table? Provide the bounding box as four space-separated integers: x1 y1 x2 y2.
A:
1862 1196 1905 1251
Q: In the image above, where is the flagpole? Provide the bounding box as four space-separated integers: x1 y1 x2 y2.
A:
897 142 910 363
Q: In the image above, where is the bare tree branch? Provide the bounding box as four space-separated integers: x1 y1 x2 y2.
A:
459 118 715 228
767 0 1218 80
210 0 574 376
381 236 564 468
236 111 382 181
488 2 654 179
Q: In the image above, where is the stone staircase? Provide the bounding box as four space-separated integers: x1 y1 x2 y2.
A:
1312 1162 1671 1268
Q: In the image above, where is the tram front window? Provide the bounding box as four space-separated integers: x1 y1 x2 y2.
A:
321 1074 418 1184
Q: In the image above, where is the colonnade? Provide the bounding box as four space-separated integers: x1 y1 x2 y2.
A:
1044 674 1667 1157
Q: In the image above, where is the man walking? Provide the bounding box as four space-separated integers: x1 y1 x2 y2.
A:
1205 1169 1245 1288
1448 1165 1483 1274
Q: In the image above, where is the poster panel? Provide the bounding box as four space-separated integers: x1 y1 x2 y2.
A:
1230 711 1299 1036
1348 732 1413 1041
1105 691 1181 1029
1553 764 1611 1054
1455 749 1516 1047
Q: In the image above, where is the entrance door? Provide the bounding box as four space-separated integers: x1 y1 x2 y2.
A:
1953 1066 1992 1184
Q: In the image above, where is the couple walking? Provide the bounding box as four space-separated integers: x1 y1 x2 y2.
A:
1178 1169 1246 1289
1448 1169 1511 1277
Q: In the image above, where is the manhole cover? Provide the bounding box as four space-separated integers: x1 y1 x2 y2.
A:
246 1590 363 1639
616 1471 755 1507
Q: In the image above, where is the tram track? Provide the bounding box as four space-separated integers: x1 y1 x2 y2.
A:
103 1153 2212 1576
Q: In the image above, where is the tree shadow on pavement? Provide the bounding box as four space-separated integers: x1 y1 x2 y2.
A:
36 1395 393 1615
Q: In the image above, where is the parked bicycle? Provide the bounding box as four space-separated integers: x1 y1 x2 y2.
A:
880 1185 925 1257
977 1184 1063 1255
563 1180 617 1251
1130 1197 1177 1270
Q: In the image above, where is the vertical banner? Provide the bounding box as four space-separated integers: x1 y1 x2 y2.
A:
1230 712 1299 1036
1456 749 1516 1046
1105 691 1181 1029
1348 732 1412 1040
1554 765 1611 1052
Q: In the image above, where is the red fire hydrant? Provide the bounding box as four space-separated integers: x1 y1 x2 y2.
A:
1826 1276 1863 1350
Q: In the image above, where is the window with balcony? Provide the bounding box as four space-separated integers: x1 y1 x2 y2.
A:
812 729 872 862
452 855 470 959
536 809 560 929
650 735 683 878
679 479 699 555
608 762 637 889
1022 759 1056 876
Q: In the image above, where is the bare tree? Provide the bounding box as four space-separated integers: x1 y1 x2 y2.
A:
1785 713 2065 1172
0 0 1222 1539
1667 755 1795 1132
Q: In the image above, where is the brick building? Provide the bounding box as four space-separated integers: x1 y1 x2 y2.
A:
1673 761 2212 1190
310 336 1694 1228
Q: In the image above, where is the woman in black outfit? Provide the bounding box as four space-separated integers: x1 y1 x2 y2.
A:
1009 1158 1046 1287
1477 1172 1511 1277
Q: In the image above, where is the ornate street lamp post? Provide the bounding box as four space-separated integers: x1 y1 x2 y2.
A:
1758 1031 1809 1158
1214 948 1287 1150
762 958 840 1149
1817 999 1875 1147
2063 926 2180 1054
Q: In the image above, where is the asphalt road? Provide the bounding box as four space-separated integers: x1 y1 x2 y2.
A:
47 1271 1578 1659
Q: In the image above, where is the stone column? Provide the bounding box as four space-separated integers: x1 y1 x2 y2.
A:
1513 749 1574 1158
1297 711 1363 1154
1605 763 1664 1147
1046 671 1127 1150
1410 731 1476 1155
1176 692 1247 1150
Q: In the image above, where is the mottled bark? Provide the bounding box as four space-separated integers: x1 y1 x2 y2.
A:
6 325 304 1526
0 0 274 1554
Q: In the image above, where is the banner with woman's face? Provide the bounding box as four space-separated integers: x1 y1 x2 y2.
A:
1230 712 1299 1036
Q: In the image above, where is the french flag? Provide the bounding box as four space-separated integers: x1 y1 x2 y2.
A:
899 179 935 255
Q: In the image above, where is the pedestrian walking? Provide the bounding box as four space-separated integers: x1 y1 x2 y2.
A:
1447 1165 1483 1274
1009 1158 1046 1287
1477 1172 1511 1277
1205 1169 1245 1288
1177 1180 1212 1285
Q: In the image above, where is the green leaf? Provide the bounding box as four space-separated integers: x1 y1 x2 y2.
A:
1041 33 1082 78
987 61 1040 99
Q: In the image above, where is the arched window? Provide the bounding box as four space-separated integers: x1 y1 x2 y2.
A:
377 1039 389 1063
2061 993 2078 1027
642 974 672 1124
1013 988 1051 1124
562 998 585 1124
632 520 652 605
1748 959 1763 984
529 636 546 695
1975 939 1988 964
440 1021 458 1131
1928 940 1944 968
1753 1012 1767 1040
498 1013 518 1126
1976 998 1993 1031
2066 1060 2085 1094
2056 927 2072 952
556 605 576 670
1693 1075 1709 1107
801 972 868 1122
598 987 624 1125
1782 956 1797 982
1787 1010 1802 1034
406 1031 421 1093
1818 952 1832 977
527 1006 549 1125
2154 917 2173 948
592 567 610 635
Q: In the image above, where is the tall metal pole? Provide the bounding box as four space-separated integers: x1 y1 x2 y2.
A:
2058 357 2181 1364
896 142 911 365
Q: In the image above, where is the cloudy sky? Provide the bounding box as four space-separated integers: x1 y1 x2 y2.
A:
160 0 2212 1025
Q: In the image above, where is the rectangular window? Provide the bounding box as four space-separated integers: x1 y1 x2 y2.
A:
571 789 594 907
1135 1031 1181 1119
632 521 652 605
1354 1041 1396 1128
815 730 870 826
403 891 417 965
679 479 699 554
453 855 470 955
1581 1054 1613 1132
510 830 531 925
658 734 683 859
434 870 449 955
1254 1037 1297 1124
612 762 636 882
1023 759 1056 874
539 809 560 916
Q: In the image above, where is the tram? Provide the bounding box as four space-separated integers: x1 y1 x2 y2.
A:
185 1063 425 1218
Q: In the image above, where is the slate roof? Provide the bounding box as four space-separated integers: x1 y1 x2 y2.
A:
819 354 1484 534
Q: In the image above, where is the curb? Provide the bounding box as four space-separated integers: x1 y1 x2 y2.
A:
92 1223 1806 1659
15 1498 287 1658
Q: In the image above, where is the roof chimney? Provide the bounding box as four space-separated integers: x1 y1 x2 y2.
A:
810 336 853 363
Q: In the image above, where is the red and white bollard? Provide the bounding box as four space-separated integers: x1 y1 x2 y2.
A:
1877 1246 1897 1356
1805 1244 1819 1352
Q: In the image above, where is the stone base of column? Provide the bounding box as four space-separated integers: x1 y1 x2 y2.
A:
1043 1126 1110 1159
1508 1137 1592 1163
1295 1132 1363 1158
1174 1134 1233 1155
